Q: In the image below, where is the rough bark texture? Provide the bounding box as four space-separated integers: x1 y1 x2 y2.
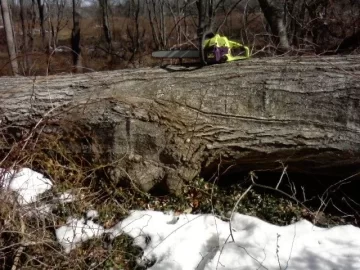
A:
71 0 82 73
1 0 19 75
197 0 214 65
19 0 29 71
36 0 46 50
1 55 360 193
100 0 112 52
258 0 290 50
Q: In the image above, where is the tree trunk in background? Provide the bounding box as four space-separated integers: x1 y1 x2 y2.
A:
145 0 167 50
0 55 360 193
196 0 214 64
1 0 19 75
127 0 143 64
71 0 82 73
258 0 290 50
27 0 36 55
36 0 47 51
99 0 112 66
197 0 205 64
47 2 54 50
19 0 29 72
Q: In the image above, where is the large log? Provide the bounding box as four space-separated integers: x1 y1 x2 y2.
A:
1 55 360 193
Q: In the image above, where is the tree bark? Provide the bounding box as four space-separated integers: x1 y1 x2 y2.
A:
196 0 214 65
71 0 82 73
1 0 19 75
1 55 360 193
99 0 112 53
258 0 290 50
36 0 47 51
27 0 36 55
19 0 29 72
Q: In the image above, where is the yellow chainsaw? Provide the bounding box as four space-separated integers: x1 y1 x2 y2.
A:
152 34 250 64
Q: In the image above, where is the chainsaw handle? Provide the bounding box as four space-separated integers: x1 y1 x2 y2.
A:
200 30 214 65
230 41 250 58
243 45 250 58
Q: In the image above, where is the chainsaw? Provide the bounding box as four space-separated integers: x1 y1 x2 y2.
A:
152 34 250 64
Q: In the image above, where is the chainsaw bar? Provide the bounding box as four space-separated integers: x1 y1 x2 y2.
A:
152 50 200 58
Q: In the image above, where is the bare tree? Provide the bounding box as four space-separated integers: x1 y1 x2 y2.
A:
258 0 290 50
37 0 48 51
126 0 144 64
19 0 29 72
47 0 70 49
196 0 215 64
1 0 19 75
27 0 37 55
165 0 182 46
145 0 167 50
281 0 360 53
99 0 112 65
71 0 82 72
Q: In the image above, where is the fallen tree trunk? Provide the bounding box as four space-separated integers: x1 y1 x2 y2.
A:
1 55 360 193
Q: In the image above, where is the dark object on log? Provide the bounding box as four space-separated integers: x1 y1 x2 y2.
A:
336 31 360 54
1 55 360 193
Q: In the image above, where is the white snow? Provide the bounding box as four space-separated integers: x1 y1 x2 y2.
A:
86 209 99 220
57 191 81 204
55 210 105 253
2 168 360 270
0 167 53 205
106 210 360 270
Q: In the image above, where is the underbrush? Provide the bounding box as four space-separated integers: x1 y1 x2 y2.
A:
0 127 358 269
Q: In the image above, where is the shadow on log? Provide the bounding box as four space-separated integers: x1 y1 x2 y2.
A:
1 55 360 193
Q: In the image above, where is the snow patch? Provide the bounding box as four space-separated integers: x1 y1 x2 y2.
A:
57 191 79 204
106 210 360 270
2 167 359 269
86 210 99 220
0 168 53 205
55 210 104 253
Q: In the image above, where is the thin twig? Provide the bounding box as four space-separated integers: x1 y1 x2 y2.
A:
229 183 253 242
276 165 288 190
11 215 25 270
